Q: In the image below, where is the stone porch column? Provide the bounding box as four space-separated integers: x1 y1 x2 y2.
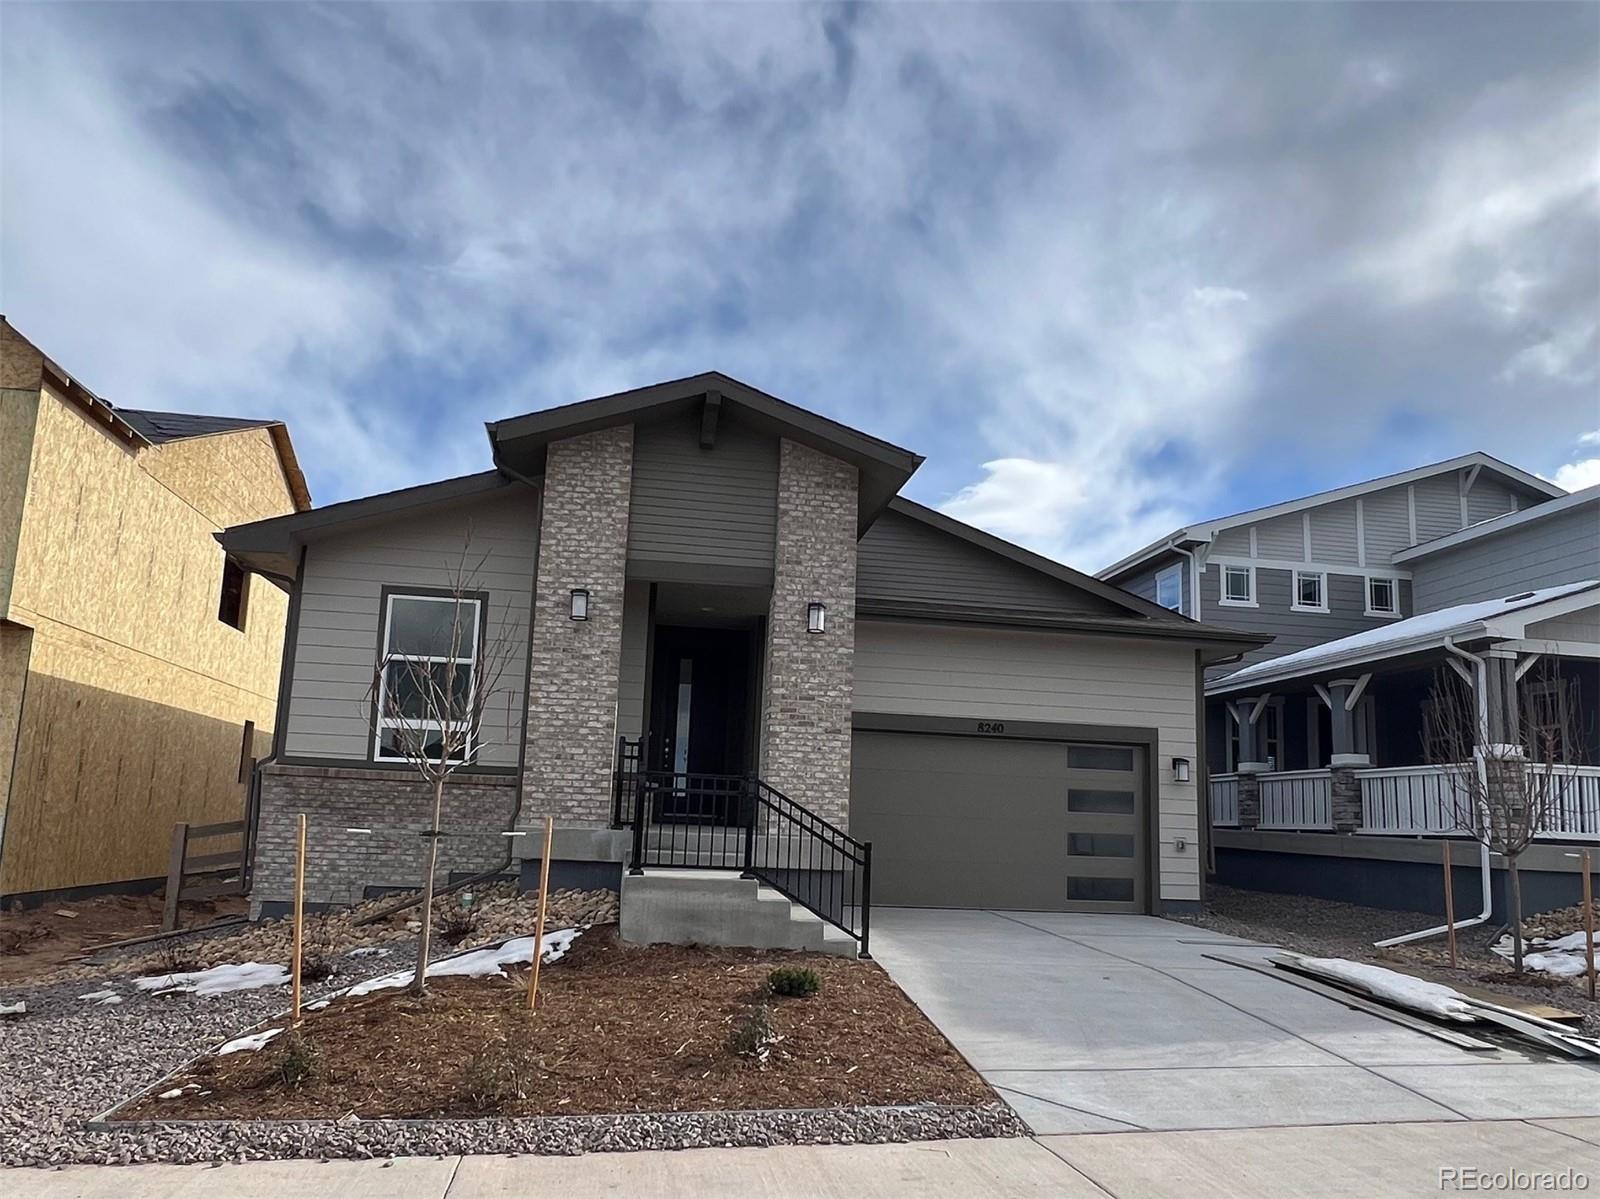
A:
1325 678 1370 832
519 426 634 832
1236 770 1262 829
759 439 858 828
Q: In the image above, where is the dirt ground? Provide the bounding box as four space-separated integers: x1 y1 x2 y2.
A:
0 894 246 983
119 927 994 1121
1176 885 1600 1031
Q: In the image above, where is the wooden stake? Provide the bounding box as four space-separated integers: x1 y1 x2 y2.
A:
292 812 307 1022
527 816 554 1011
1584 849 1596 1003
1442 839 1457 970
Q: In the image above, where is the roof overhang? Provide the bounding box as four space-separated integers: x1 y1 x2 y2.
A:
217 470 519 586
1208 581 1600 697
488 372 923 535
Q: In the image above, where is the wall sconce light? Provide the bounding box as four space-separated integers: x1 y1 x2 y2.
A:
570 589 590 621
806 601 826 634
1171 757 1192 783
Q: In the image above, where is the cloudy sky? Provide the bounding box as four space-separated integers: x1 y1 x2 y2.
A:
3 2 1596 571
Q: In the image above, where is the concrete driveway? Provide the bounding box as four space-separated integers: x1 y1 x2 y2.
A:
870 907 1600 1134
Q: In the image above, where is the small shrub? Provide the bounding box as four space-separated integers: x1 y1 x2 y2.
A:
436 901 480 945
462 1027 535 1111
767 966 821 998
274 1029 319 1088
727 1002 779 1066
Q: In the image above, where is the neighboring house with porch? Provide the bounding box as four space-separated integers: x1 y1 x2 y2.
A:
220 373 1262 953
1201 484 1600 915
0 317 309 903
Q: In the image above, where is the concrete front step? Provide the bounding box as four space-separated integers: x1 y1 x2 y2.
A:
619 868 859 959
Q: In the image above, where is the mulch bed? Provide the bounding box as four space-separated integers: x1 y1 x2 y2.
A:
115 927 993 1121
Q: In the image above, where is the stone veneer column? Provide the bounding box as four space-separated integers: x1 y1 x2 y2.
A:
759 439 859 828
1329 766 1362 832
1236 771 1262 829
519 426 633 831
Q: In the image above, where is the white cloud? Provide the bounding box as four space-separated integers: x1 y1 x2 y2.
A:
1552 458 1600 492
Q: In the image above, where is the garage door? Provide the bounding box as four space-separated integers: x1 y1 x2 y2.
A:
849 730 1149 913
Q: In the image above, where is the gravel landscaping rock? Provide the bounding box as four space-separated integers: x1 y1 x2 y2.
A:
1 922 1020 1169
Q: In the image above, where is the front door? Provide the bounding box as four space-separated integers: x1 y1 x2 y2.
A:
647 625 752 822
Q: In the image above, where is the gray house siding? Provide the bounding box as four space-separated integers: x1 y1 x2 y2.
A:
1115 550 1190 616
853 619 1202 903
1362 487 1412 563
282 487 539 767
857 508 1126 615
1204 566 1414 676
626 411 777 577
1410 500 1600 612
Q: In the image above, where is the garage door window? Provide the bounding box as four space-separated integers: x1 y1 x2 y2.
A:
1067 745 1135 771
1068 877 1136 903
1068 832 1135 857
1067 788 1136 814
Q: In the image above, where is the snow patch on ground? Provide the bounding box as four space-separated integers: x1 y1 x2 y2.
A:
1291 956 1479 1021
133 962 290 997
77 989 122 1005
217 1027 284 1055
1493 933 1596 979
347 929 581 998
345 947 389 958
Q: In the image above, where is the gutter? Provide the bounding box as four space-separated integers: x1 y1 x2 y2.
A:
1166 538 1202 622
1372 634 1493 949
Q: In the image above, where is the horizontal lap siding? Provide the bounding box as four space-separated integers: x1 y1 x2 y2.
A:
1310 500 1359 566
1411 501 1600 611
1414 475 1461 541
853 620 1201 901
627 413 777 573
1203 567 1412 675
1467 478 1519 526
859 510 1126 614
1363 487 1413 564
284 488 538 766
1111 551 1188 616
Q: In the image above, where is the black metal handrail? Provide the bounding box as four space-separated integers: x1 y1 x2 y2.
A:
611 736 643 828
621 748 872 958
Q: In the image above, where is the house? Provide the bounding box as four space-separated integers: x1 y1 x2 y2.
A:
219 373 1263 943
0 317 310 903
1105 468 1599 916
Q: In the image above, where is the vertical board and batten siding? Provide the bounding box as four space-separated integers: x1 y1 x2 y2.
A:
1413 475 1462 541
1409 500 1600 612
1203 567 1413 675
626 412 777 575
284 487 538 767
1254 513 1303 559
1309 500 1360 566
1362 487 1413 564
858 509 1126 614
852 620 1202 902
1467 477 1520 526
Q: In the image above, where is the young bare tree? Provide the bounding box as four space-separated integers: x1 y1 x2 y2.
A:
367 535 520 995
1424 657 1580 972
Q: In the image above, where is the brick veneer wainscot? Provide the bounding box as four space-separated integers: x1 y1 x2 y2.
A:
519 425 635 832
252 764 515 910
759 438 859 827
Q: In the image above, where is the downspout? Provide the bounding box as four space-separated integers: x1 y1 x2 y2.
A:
1373 635 1493 948
1167 539 1201 621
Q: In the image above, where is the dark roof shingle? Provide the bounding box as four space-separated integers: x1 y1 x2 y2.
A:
116 408 278 444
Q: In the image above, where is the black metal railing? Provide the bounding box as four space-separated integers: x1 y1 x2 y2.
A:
620 747 872 957
611 737 643 828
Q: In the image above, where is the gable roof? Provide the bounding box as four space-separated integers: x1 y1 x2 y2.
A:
117 408 277 444
1210 579 1600 694
862 498 1266 653
1392 484 1600 564
1098 452 1565 581
488 371 923 534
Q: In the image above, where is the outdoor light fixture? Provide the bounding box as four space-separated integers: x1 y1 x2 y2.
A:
807 601 826 634
570 588 590 621
1172 757 1192 783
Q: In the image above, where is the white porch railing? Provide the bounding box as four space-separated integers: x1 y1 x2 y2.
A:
1210 774 1239 827
1358 763 1600 840
1359 765 1468 835
1541 765 1600 840
1259 770 1333 830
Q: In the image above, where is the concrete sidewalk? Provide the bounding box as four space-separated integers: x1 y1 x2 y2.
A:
10 1122 1600 1198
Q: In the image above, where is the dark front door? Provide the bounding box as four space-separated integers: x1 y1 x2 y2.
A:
647 625 753 822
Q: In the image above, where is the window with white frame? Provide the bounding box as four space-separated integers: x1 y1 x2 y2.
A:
1221 564 1254 605
1155 564 1183 612
1366 575 1399 616
1292 569 1327 612
373 593 482 763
